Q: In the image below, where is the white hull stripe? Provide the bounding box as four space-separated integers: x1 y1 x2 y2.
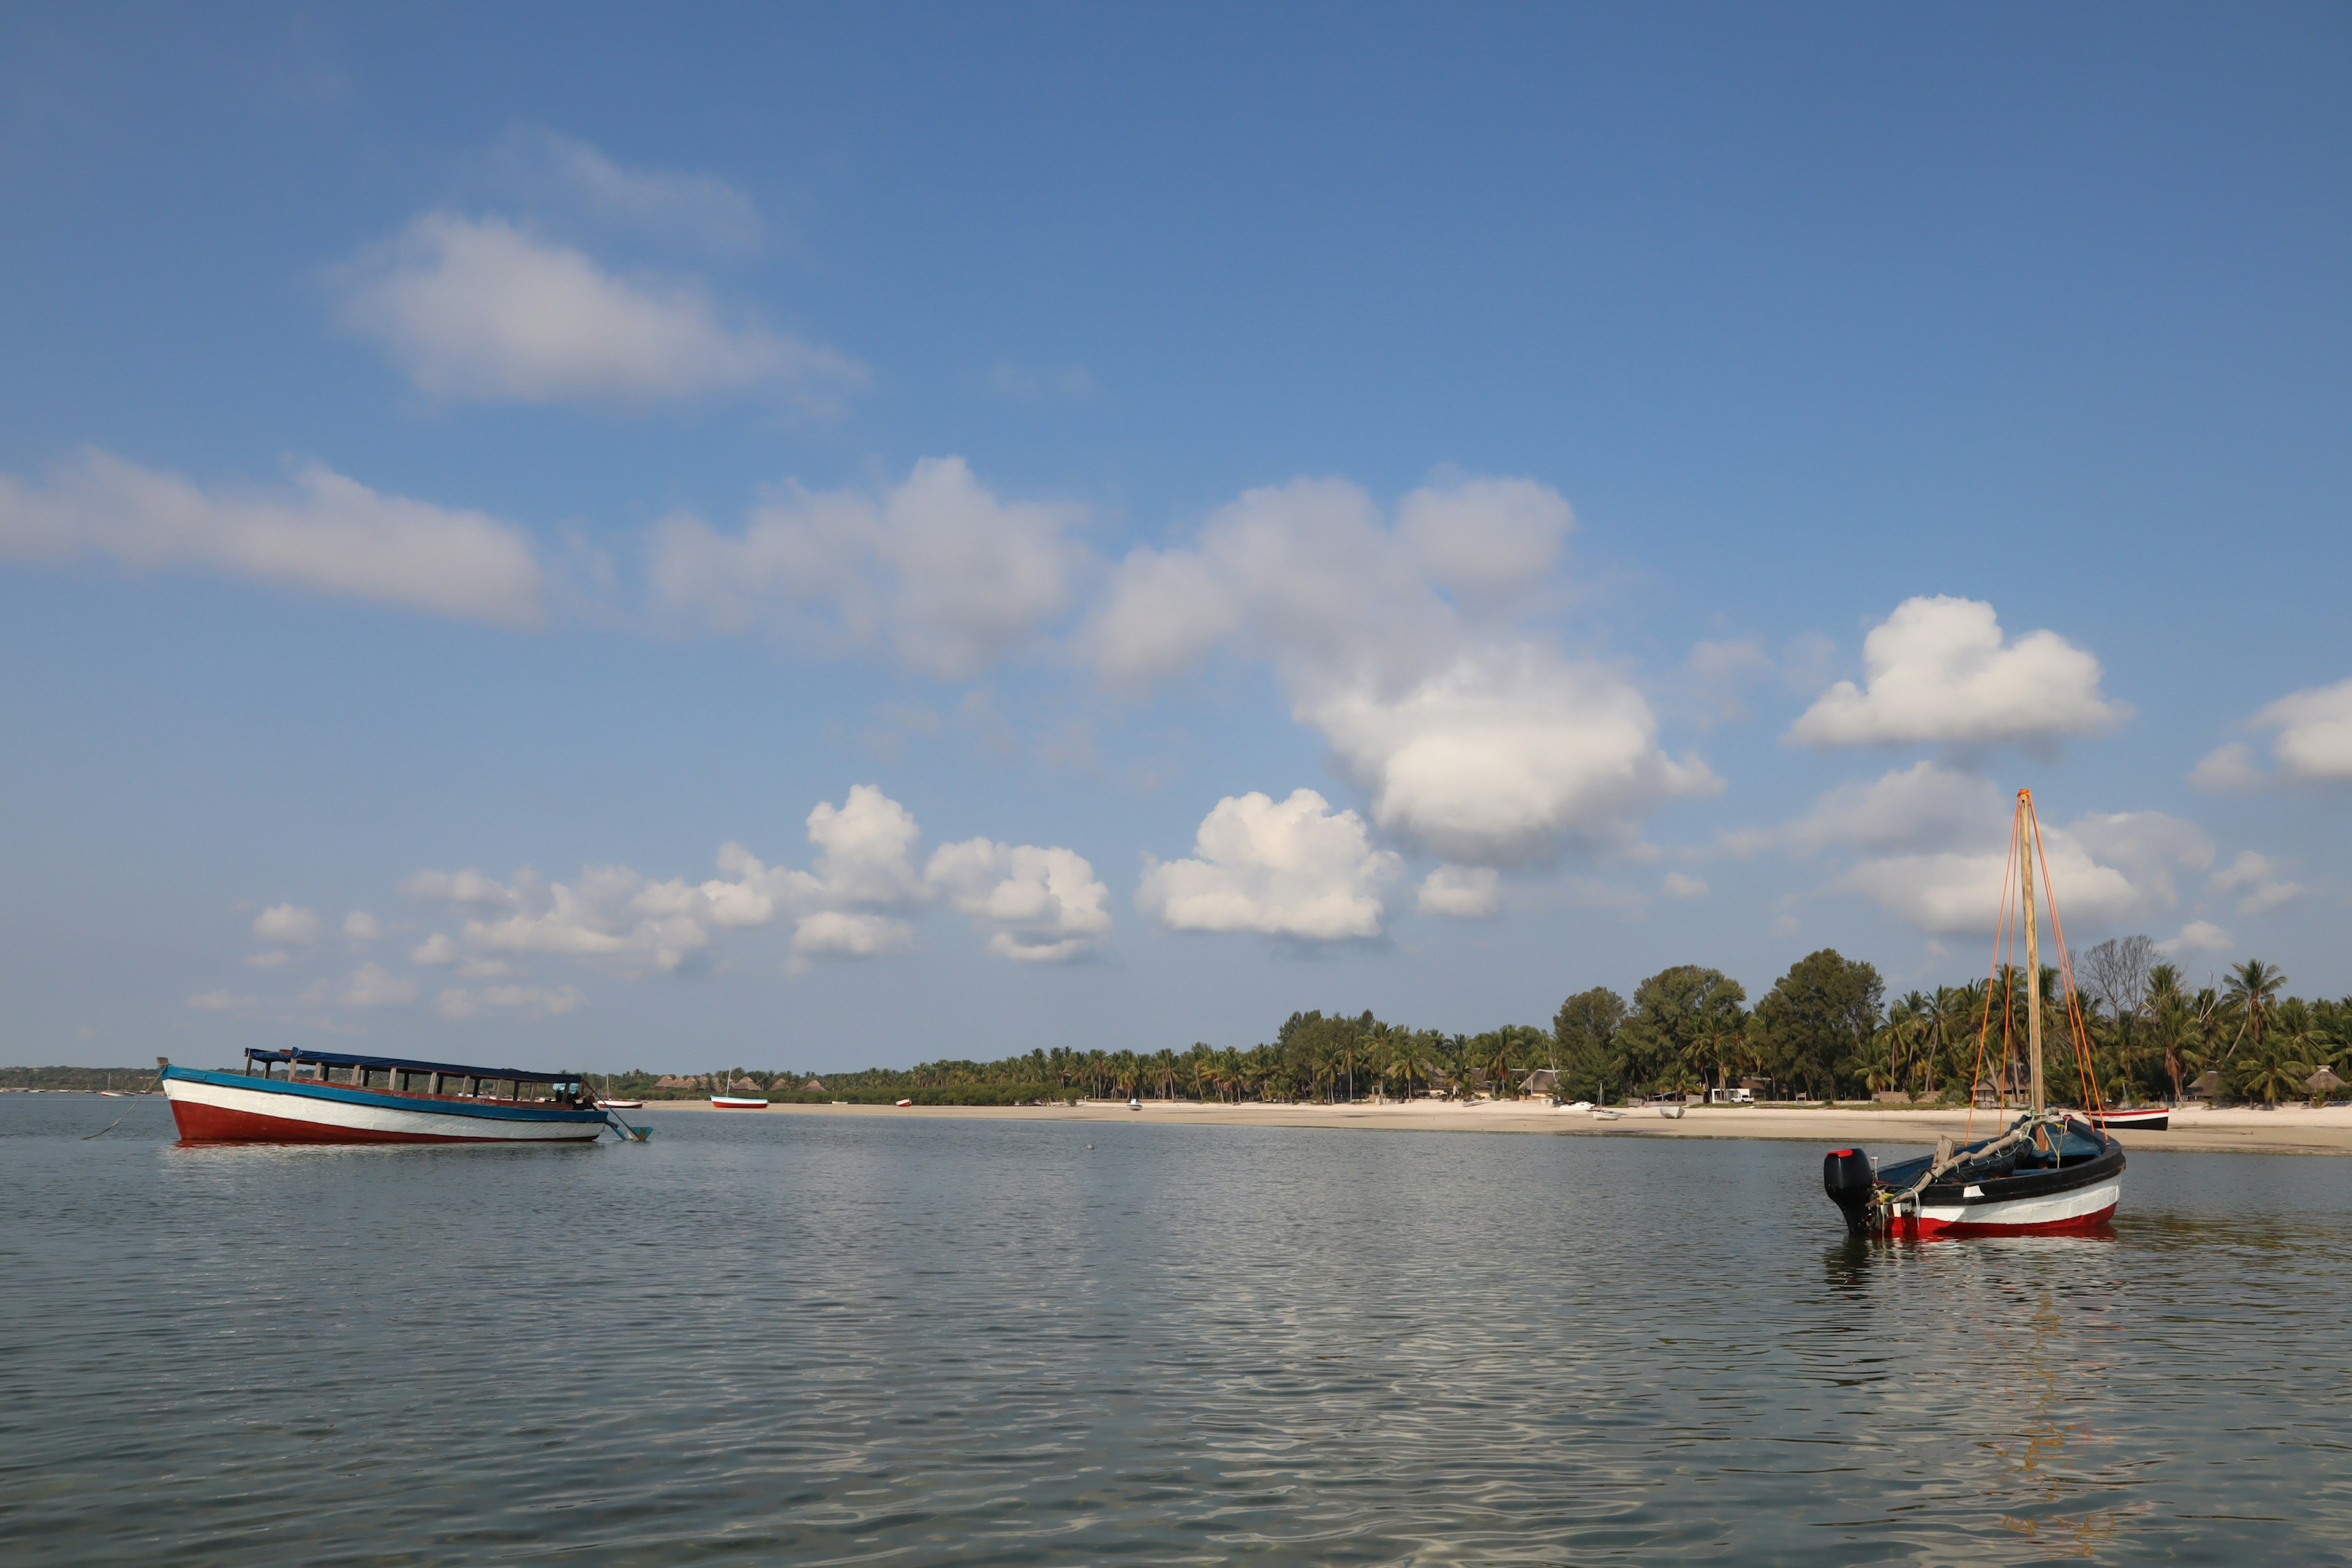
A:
164 1076 605 1140
1912 1178 2121 1229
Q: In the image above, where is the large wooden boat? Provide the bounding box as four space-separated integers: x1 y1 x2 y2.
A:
1823 788 2125 1238
160 1049 637 1144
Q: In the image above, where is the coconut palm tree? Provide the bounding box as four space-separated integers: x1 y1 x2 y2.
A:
2222 959 2288 1065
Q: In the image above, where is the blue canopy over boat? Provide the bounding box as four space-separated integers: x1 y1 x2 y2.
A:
247 1048 581 1084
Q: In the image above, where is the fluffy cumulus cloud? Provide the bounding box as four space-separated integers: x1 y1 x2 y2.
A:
2193 677 2352 791
1137 789 1401 941
2159 920 2234 956
1089 475 1704 864
254 904 320 945
1783 763 2213 936
1788 596 2129 750
342 911 384 941
337 213 862 407
400 864 714 974
1417 865 1500 919
0 447 543 625
394 784 1102 979
649 458 1086 679
1306 646 1718 865
2212 850 2305 916
927 839 1113 962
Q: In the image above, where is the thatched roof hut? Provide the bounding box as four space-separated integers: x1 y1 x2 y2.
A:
2188 1069 2224 1099
2305 1065 2343 1095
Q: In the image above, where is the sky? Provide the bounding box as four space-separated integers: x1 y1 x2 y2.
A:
4 4 2348 1073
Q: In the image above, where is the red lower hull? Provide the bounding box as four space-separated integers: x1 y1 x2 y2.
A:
1888 1201 2117 1239
168 1099 598 1145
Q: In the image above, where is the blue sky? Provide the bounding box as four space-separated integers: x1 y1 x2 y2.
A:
4 4 2347 1072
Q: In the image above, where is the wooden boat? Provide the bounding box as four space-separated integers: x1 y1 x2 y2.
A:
710 1095 770 1109
1823 788 2124 1238
160 1050 636 1144
894 1098 915 1107
598 1098 645 1110
2090 1106 2169 1131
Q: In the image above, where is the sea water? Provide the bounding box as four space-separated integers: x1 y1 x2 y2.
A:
3 1093 2347 1564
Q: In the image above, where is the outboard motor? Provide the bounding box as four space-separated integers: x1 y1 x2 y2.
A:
1822 1147 1878 1234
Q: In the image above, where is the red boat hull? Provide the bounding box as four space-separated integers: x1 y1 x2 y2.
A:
1888 1200 2117 1239
168 1099 595 1144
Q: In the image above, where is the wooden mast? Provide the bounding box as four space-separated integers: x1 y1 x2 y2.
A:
2019 789 2044 1115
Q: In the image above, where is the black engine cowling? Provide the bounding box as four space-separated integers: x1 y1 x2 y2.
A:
1822 1147 1877 1234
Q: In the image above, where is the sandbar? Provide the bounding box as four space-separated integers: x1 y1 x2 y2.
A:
633 1096 2352 1155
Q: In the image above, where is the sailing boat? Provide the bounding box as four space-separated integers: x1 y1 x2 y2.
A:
1823 788 2125 1237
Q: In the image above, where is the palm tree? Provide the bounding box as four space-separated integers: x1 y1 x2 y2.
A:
2222 959 2288 1065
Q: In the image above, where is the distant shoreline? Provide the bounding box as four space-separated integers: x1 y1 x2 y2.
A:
635 1096 2352 1156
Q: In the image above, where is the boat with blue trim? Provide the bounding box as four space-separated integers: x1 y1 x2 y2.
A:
159 1049 646 1144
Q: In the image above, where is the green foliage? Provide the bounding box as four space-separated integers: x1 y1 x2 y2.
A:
1553 987 1626 1101
1614 966 1747 1094
1756 949 1884 1102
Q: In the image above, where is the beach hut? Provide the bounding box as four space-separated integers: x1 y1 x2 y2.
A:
2305 1065 2342 1102
1518 1068 1561 1096
2187 1069 2224 1101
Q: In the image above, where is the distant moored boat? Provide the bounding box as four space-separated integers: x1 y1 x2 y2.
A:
710 1095 770 1109
2090 1106 2169 1131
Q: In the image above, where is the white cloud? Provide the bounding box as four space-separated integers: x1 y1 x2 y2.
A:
2193 677 2352 790
927 839 1112 962
1417 865 1500 919
398 786 950 976
2158 920 2234 956
410 932 459 965
254 903 320 945
437 983 584 1020
1787 596 2129 750
0 447 543 626
790 910 915 962
1785 764 2211 936
1307 646 1719 865
2212 850 2304 916
1395 476 1573 602
503 129 762 252
1662 871 1709 899
1782 760 2003 856
404 864 710 973
1088 475 1703 866
337 213 862 407
337 962 417 1009
1137 788 1401 941
649 458 1085 679
343 911 384 941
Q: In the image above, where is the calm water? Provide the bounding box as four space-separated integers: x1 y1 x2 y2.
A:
4 1097 2350 1565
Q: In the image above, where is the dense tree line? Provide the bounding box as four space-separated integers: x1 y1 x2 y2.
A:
24 943 2336 1110
608 943 2351 1109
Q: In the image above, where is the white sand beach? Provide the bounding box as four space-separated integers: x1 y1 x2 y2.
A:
636 1096 2352 1156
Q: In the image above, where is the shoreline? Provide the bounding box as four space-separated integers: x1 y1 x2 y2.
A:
632 1096 2352 1156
